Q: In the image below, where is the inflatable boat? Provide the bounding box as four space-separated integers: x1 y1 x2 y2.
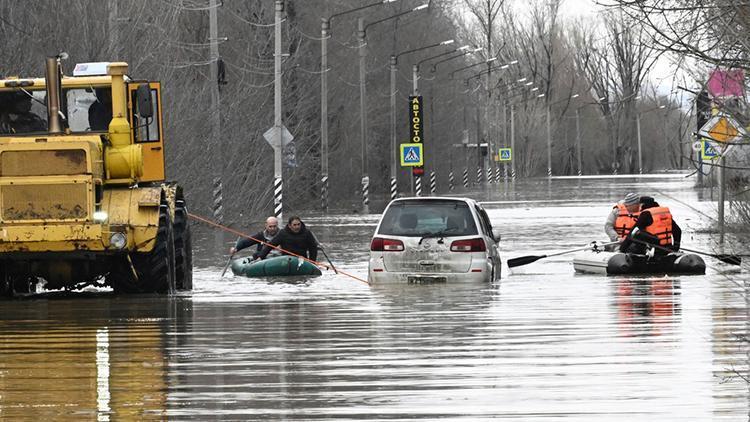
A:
231 255 322 277
572 250 705 275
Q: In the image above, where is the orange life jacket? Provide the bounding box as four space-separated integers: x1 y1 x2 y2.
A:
643 206 673 246
614 203 639 239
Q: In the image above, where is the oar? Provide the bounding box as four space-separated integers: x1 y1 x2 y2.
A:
220 251 236 277
507 241 619 268
631 239 742 266
312 233 338 274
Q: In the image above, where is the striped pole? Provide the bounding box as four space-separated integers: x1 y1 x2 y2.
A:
494 166 501 183
212 177 223 223
511 168 516 180
430 171 437 194
547 167 552 178
476 167 482 185
463 168 469 188
503 163 508 181
390 177 398 200
273 177 283 219
448 171 454 191
361 176 370 213
415 176 422 196
486 167 492 185
321 175 328 210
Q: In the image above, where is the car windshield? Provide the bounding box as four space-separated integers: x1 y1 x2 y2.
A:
377 200 478 237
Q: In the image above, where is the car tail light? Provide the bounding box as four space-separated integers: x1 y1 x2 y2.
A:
450 238 486 252
370 237 404 252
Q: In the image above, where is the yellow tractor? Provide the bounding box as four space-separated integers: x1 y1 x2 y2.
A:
0 56 192 295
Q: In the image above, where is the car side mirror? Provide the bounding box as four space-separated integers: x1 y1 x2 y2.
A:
136 84 153 118
491 228 502 242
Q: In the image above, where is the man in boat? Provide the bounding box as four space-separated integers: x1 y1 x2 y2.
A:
229 216 282 258
604 192 641 250
619 196 682 256
255 215 318 261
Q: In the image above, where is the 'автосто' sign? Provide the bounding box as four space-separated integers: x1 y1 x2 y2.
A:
409 96 423 143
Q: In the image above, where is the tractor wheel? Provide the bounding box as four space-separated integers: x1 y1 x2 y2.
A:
173 199 193 291
111 203 175 294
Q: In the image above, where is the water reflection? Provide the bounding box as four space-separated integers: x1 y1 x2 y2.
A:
612 277 681 338
0 295 192 419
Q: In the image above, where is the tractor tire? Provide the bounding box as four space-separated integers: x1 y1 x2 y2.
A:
173 199 193 291
111 203 176 294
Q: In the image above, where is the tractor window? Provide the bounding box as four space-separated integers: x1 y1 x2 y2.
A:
0 90 48 135
66 88 112 132
130 88 160 143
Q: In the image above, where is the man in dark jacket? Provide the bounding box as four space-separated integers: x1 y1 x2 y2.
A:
256 215 318 261
619 196 682 256
229 216 280 257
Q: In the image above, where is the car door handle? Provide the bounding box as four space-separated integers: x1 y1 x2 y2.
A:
150 146 162 151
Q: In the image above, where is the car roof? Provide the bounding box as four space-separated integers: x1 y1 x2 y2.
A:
388 196 477 205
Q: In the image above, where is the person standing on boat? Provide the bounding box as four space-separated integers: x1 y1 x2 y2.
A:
604 192 641 251
229 216 282 258
619 196 681 256
255 215 318 262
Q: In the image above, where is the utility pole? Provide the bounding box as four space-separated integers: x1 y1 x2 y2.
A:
575 108 582 176
546 103 552 178
636 112 643 174
510 104 515 180
209 0 224 251
320 18 329 210
390 56 398 200
108 0 119 56
719 155 726 243
273 0 284 220
357 18 369 214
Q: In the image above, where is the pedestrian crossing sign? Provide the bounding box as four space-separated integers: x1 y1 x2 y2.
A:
701 139 720 160
400 143 423 167
498 148 512 161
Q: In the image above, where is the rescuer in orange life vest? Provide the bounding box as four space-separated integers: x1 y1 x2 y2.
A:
619 196 682 256
605 192 642 244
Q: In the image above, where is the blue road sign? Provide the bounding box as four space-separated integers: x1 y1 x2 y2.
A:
400 143 423 167
701 139 719 160
498 147 512 161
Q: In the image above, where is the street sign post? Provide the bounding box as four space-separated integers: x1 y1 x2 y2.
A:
263 125 294 150
698 113 746 144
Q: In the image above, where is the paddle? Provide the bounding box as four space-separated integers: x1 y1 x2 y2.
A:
220 251 235 277
312 233 338 274
507 241 619 268
631 239 742 266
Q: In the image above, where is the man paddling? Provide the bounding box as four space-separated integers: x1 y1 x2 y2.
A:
256 215 318 262
229 216 282 258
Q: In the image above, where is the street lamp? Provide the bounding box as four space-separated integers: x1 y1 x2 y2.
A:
356 2 428 213
320 0 402 210
388 38 456 199
431 47 483 73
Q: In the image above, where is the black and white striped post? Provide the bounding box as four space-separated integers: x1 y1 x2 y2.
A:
390 177 398 200
476 167 482 185
463 168 469 189
320 175 328 210
212 177 223 223
486 167 492 185
430 171 437 195
448 171 454 191
415 176 422 196
494 166 501 183
362 176 370 212
273 177 283 219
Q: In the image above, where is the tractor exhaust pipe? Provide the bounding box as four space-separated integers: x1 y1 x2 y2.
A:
45 56 63 134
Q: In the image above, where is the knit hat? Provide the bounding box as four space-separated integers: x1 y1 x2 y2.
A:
623 192 639 206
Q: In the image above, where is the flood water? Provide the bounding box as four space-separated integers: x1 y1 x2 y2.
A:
0 174 748 420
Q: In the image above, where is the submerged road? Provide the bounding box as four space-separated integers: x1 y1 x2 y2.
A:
0 174 747 420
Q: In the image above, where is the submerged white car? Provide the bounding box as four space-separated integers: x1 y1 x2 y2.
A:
368 197 502 283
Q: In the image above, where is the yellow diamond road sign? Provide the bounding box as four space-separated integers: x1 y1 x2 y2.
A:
699 114 746 143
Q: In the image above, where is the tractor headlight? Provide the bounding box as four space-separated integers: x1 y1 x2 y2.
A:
93 211 108 223
109 232 127 250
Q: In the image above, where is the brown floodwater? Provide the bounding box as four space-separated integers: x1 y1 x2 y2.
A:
0 174 747 420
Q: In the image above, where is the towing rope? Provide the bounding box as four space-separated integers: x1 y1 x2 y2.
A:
188 213 370 285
